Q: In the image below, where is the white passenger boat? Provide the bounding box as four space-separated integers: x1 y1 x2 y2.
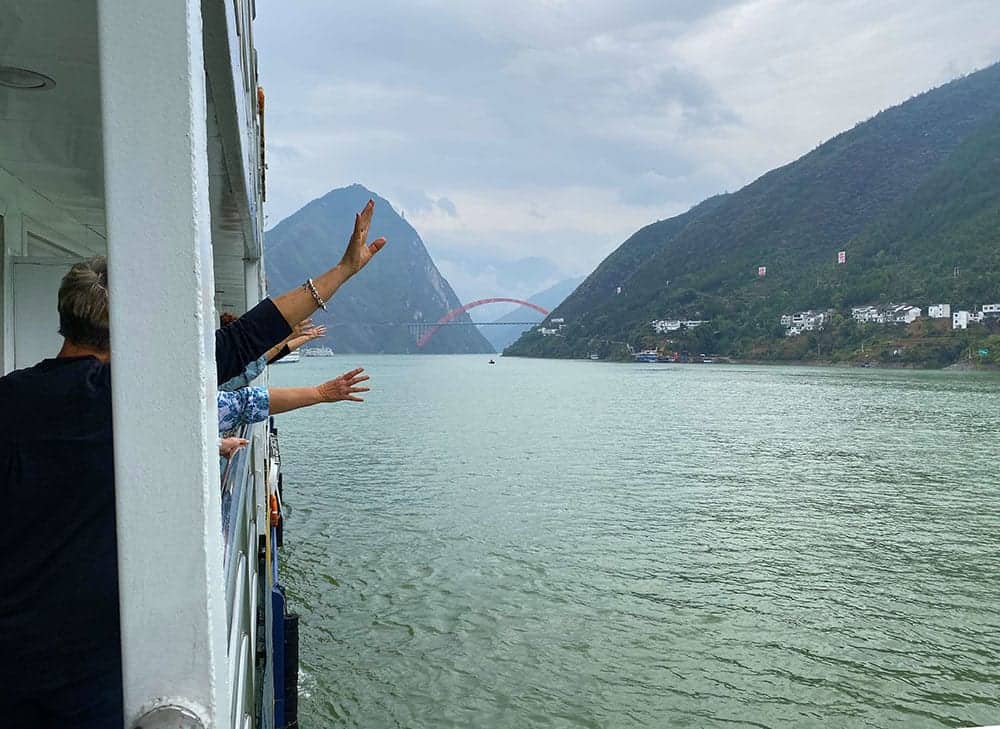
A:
301 345 335 357
272 350 301 364
1 2 294 727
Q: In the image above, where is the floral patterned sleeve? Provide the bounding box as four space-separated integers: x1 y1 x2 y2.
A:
219 354 268 392
217 386 270 433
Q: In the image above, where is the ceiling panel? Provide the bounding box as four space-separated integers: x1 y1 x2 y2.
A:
0 0 104 238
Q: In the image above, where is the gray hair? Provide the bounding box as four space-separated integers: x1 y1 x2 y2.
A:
58 256 110 350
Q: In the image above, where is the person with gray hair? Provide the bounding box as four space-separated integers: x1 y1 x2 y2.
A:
0 199 387 727
0 256 120 727
57 255 111 351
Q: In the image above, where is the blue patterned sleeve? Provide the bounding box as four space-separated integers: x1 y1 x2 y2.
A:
217 386 270 432
218 354 269 392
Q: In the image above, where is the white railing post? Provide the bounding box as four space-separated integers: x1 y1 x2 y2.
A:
98 1 229 726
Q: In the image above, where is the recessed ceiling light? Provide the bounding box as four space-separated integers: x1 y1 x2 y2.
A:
0 65 55 90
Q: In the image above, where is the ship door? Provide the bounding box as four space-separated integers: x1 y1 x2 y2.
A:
12 257 82 370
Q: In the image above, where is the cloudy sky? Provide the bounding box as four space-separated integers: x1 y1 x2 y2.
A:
256 0 1000 302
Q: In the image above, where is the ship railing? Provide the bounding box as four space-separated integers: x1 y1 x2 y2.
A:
221 421 269 729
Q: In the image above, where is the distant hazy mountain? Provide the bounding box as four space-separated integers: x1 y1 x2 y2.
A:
264 184 493 354
479 276 584 352
508 62 1000 361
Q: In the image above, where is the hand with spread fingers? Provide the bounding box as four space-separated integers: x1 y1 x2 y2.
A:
316 367 370 403
302 324 327 340
339 199 387 276
292 318 316 337
287 324 327 353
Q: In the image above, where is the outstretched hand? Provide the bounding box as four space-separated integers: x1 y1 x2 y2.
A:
339 199 386 276
292 318 316 337
287 324 327 353
302 324 327 340
316 367 370 403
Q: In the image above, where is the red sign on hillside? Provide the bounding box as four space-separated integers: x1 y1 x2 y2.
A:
757 266 767 277
838 250 847 264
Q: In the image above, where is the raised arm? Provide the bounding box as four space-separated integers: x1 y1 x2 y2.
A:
270 199 386 328
269 368 370 414
215 200 384 383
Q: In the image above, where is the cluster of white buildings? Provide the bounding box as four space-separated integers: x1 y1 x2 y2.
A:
780 301 1000 337
849 302 1000 330
653 300 999 343
650 318 706 334
952 304 1000 330
780 310 833 337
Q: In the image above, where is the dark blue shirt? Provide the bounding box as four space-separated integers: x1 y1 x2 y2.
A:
0 296 290 701
0 356 118 690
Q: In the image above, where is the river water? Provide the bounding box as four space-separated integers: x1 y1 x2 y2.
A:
269 356 1000 729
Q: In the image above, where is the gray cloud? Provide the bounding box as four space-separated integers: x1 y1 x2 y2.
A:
257 0 1000 293
436 197 458 217
390 188 458 219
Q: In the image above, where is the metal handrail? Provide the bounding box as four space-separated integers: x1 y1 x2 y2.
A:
222 431 251 611
219 422 265 728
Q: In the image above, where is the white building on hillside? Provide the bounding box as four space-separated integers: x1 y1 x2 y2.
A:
538 319 567 336
851 305 881 323
781 310 832 337
852 303 920 325
651 319 682 333
954 308 989 329
981 304 1000 319
928 304 951 319
650 319 706 334
889 304 922 324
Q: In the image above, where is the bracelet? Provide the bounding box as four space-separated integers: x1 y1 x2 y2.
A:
303 278 328 311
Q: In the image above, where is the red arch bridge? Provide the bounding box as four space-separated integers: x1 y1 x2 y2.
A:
417 298 550 347
319 298 552 347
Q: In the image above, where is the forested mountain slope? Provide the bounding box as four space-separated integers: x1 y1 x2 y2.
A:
507 63 1000 360
265 185 493 354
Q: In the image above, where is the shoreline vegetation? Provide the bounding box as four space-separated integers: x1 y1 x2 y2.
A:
504 353 1000 371
504 317 1000 370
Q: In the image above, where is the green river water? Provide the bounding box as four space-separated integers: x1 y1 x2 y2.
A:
270 356 1000 729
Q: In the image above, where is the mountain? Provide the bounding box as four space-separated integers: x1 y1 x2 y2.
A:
506 63 1000 362
265 185 493 354
480 276 584 352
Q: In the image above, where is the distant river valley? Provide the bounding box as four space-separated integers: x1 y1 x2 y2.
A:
270 356 1000 729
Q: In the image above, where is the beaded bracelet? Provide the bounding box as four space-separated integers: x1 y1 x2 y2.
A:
303 278 328 311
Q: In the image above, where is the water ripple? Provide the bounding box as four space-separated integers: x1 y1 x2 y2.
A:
271 359 1000 729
